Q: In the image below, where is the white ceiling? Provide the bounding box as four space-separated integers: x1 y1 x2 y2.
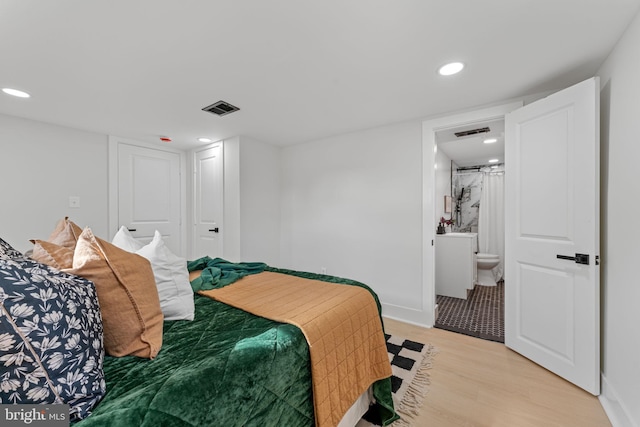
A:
437 119 505 167
1 1 638 150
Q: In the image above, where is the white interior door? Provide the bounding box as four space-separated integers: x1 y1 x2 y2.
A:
193 143 224 259
117 143 182 254
505 77 600 395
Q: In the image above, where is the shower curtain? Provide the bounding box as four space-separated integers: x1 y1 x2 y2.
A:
478 172 505 282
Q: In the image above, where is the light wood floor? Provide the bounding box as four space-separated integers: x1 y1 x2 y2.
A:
383 317 611 427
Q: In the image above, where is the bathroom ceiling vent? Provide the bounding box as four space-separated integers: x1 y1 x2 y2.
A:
454 127 490 137
202 100 240 116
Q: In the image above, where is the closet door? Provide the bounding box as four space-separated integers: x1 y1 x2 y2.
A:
113 141 183 254
193 143 223 259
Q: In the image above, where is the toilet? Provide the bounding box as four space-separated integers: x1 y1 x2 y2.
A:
476 253 500 286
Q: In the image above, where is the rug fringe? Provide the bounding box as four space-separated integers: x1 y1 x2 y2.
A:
393 344 437 426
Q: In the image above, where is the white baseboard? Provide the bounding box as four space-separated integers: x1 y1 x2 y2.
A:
599 374 638 427
381 303 432 328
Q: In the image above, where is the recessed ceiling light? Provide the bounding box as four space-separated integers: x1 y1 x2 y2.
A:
483 138 497 144
438 62 464 76
2 88 30 98
198 137 213 143
488 159 499 163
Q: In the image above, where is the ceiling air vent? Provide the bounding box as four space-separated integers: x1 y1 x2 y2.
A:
202 100 240 116
454 127 490 137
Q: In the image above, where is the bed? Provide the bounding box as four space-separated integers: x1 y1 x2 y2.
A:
0 222 398 427
74 268 397 426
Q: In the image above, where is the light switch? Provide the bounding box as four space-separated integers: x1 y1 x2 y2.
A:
69 196 81 208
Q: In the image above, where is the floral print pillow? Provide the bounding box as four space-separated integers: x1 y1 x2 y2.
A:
0 255 106 421
0 237 22 259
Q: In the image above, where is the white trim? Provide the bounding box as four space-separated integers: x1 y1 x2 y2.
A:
107 135 188 255
600 374 637 427
382 314 434 329
107 137 119 239
422 102 522 327
382 303 433 328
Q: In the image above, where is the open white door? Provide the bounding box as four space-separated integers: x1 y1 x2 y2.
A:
505 77 600 395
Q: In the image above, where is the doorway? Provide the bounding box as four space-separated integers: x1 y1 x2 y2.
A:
108 136 187 256
433 119 506 342
421 101 521 329
424 78 600 395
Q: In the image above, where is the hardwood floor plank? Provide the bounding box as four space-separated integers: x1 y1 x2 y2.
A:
382 317 610 426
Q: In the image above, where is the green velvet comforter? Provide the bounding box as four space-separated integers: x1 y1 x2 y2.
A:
75 268 397 427
76 294 314 426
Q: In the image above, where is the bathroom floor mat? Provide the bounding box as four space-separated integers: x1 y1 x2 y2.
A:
435 281 504 343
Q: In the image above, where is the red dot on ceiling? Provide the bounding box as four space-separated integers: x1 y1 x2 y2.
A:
160 137 172 142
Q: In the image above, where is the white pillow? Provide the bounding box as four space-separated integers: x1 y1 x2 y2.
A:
111 226 145 252
112 228 195 321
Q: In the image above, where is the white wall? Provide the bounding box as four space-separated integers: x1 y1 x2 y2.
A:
280 121 424 320
435 147 453 229
0 114 281 268
221 136 282 265
239 136 281 265
222 136 242 261
597 10 640 427
0 114 109 253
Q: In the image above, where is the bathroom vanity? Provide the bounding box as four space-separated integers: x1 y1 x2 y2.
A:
435 232 477 299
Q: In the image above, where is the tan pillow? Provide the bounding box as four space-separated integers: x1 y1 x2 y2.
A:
65 227 163 359
29 239 74 269
48 217 83 249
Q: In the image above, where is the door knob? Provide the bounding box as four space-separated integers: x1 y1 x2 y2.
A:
556 253 589 265
208 228 219 233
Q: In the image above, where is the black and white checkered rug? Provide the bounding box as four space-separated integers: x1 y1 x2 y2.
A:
359 334 435 426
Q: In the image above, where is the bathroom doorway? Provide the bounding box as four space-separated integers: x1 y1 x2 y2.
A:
433 119 506 343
